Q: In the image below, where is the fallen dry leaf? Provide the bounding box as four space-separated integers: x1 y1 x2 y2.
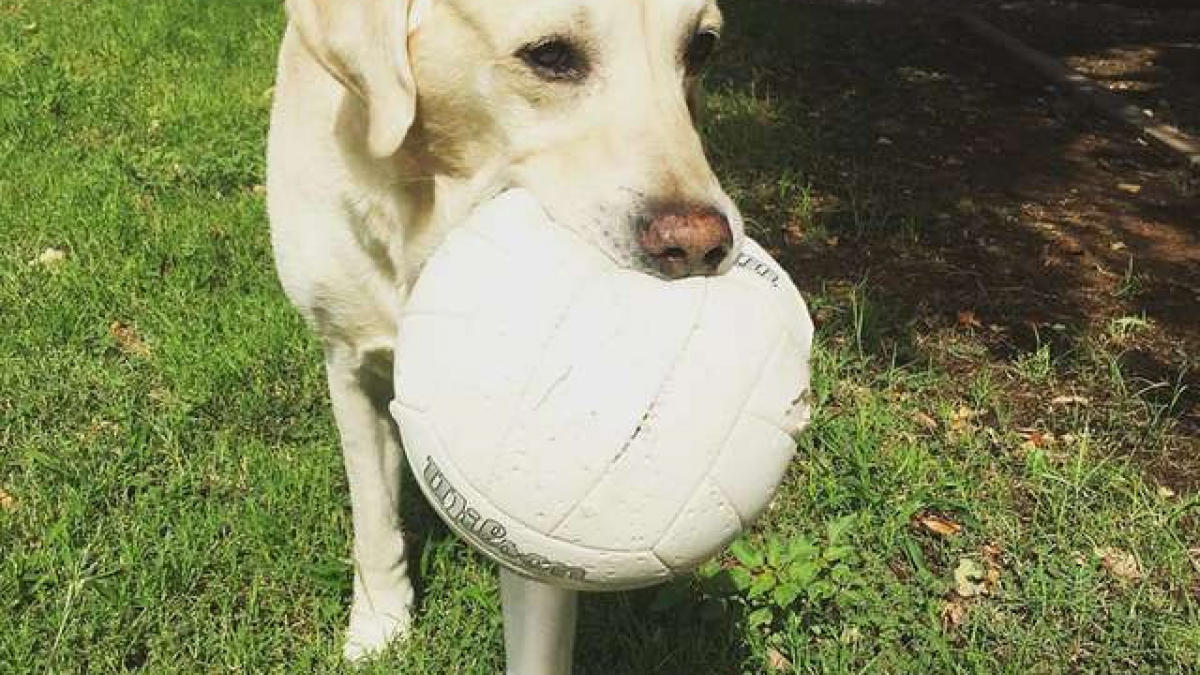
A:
919 514 963 537
912 411 939 431
782 220 805 246
957 310 982 329
29 247 67 268
1019 429 1055 452
826 281 857 301
1059 237 1084 255
1051 395 1091 406
949 406 978 435
941 598 969 628
86 419 120 440
109 321 150 357
1095 547 1143 582
767 648 792 672
985 565 1001 588
1157 485 1176 499
0 487 15 511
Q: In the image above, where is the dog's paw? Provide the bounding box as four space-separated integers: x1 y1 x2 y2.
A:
343 569 415 662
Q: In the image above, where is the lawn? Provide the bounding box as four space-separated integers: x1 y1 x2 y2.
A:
2 0 1197 673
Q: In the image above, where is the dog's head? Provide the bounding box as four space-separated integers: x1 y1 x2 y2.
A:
287 0 741 279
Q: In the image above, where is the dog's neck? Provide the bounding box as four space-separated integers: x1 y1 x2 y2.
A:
334 94 508 294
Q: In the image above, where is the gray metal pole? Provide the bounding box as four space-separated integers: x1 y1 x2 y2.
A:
500 569 579 675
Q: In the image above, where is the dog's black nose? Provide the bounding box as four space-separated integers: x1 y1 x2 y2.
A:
638 204 733 279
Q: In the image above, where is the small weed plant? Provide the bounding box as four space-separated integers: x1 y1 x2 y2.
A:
653 515 864 641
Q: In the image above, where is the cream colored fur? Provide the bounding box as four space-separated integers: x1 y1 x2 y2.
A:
266 0 737 665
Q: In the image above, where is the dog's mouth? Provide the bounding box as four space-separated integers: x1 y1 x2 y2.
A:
488 178 744 281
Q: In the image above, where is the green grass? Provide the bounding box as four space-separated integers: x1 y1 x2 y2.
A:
2 1 1197 673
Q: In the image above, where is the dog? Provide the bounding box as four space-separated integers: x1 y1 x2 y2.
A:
266 0 744 665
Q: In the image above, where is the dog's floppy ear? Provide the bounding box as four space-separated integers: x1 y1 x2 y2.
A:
286 0 425 158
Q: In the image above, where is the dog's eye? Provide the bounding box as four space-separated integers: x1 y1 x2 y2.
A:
518 38 587 82
685 29 719 74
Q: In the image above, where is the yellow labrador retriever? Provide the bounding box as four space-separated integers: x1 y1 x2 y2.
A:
267 0 743 667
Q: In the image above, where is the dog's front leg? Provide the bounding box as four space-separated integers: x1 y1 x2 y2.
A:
501 569 579 675
325 343 414 661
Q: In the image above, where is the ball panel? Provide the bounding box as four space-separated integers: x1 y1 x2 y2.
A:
404 198 616 495
464 190 612 275
429 292 590 492
393 400 671 591
551 278 779 550
394 313 471 412
403 230 510 319
743 330 811 434
652 478 743 572
711 415 797 524
481 272 703 532
733 239 815 349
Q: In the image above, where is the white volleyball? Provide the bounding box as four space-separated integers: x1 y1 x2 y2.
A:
390 189 813 591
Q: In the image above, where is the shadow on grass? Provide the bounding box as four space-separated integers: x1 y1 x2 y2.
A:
704 0 1199 482
575 589 749 675
978 0 1200 138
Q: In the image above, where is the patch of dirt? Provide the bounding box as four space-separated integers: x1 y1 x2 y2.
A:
714 1 1199 491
